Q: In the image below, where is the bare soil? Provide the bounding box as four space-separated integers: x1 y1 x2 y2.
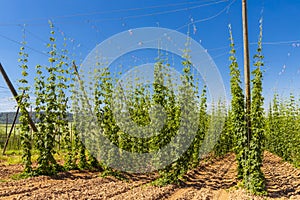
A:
0 151 299 200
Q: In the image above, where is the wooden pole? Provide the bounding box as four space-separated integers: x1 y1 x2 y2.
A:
242 0 251 145
0 62 38 132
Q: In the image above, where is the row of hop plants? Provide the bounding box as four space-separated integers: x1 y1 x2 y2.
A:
265 93 300 167
17 21 224 181
215 19 299 194
76 32 224 181
214 20 267 195
17 21 96 176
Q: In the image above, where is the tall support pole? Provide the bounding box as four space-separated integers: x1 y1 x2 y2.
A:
242 0 251 145
0 62 38 132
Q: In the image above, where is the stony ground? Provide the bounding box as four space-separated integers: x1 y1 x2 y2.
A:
0 152 299 200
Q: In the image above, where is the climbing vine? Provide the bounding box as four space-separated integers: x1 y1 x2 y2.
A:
245 19 266 194
228 24 247 180
17 27 32 174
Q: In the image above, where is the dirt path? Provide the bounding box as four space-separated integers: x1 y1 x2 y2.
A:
0 151 299 199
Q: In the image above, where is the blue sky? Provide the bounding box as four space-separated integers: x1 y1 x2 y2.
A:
0 0 300 112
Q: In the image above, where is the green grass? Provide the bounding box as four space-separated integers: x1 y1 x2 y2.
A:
0 149 66 166
10 172 34 180
0 150 23 165
0 124 21 151
0 149 69 182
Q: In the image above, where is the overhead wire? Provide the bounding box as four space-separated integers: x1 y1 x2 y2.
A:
0 0 228 26
0 32 48 57
184 0 236 26
0 0 298 81
49 0 228 20
262 40 300 45
174 0 236 33
0 23 89 67
2 0 298 56
102 0 229 22
99 0 237 57
0 0 229 27
0 0 232 68
22 27 49 45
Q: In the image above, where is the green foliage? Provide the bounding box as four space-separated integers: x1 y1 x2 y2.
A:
191 86 208 167
228 24 247 179
93 65 117 172
15 21 298 198
14 22 211 183
31 21 76 175
85 33 209 182
154 33 202 185
213 106 233 157
34 21 61 175
244 19 266 194
70 62 88 170
265 93 300 168
227 22 267 195
56 34 74 170
17 30 32 174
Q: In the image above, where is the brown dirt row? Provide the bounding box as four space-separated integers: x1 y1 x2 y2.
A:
0 151 299 199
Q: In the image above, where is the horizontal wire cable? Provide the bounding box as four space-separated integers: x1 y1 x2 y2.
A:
0 33 48 57
105 0 229 21
39 0 226 20
175 0 236 31
0 0 229 26
0 0 227 26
